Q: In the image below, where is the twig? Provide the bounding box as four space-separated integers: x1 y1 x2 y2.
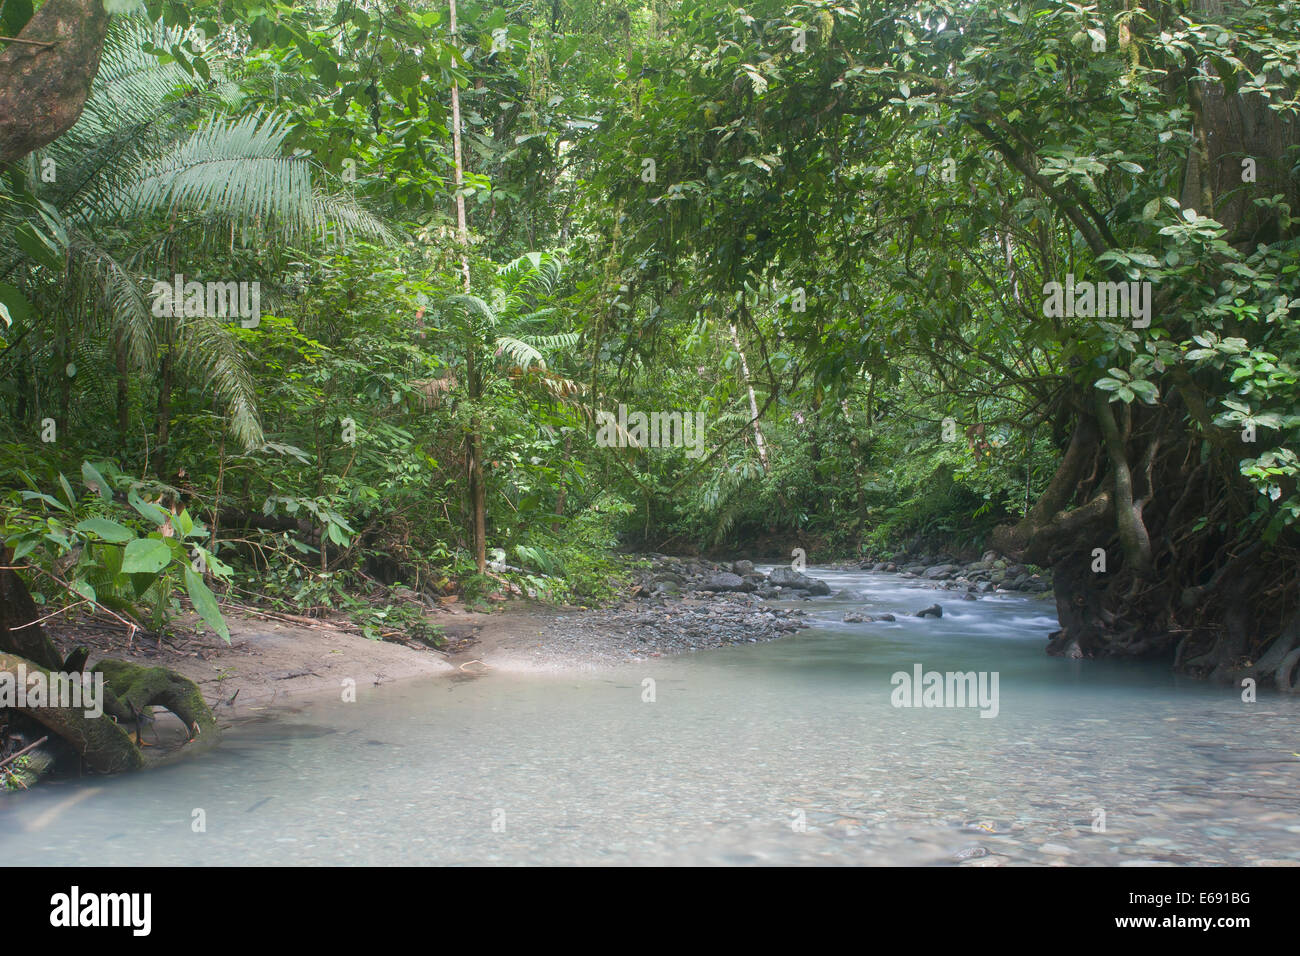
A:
7 599 90 631
5 564 142 638
0 736 50 772
223 601 355 632
0 36 56 48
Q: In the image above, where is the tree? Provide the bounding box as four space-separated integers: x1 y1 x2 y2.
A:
586 0 1300 682
438 251 580 570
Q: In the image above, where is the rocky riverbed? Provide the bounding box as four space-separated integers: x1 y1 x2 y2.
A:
844 548 1054 595
450 550 1057 670
563 549 1056 657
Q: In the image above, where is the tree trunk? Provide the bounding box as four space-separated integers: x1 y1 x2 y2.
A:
1 559 221 776
0 0 110 164
728 321 769 471
448 0 485 574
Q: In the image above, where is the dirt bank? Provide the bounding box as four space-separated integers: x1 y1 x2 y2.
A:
45 610 455 730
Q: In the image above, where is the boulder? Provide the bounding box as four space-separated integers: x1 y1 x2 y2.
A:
701 572 752 592
923 564 960 580
768 567 831 595
732 559 756 576
915 603 943 619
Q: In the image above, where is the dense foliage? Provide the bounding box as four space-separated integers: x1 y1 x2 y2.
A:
1 0 1297 680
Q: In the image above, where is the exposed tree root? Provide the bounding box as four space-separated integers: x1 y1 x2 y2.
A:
1 552 221 780
996 395 1300 685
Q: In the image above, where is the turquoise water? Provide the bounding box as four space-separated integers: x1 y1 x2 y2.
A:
3 568 1298 865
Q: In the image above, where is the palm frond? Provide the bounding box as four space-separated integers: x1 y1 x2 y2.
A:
444 293 499 329
311 189 395 245
118 112 317 237
65 234 156 369
173 313 263 449
519 332 580 352
495 335 546 370
41 19 208 218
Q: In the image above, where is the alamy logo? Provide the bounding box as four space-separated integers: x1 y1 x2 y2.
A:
0 664 104 718
890 664 1000 718
595 404 706 459
1042 273 1151 328
151 273 261 328
50 886 151 936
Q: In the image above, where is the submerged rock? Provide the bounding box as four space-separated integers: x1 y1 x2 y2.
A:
844 611 897 623
768 567 831 596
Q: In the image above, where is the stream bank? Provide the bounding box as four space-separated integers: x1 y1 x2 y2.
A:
7 564 1299 865
32 555 824 731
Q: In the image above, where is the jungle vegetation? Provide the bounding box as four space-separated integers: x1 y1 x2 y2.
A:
1 0 1298 775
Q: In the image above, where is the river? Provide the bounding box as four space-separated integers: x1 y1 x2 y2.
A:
3 567 1298 865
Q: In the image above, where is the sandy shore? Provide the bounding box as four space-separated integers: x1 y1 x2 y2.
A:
41 583 811 727
43 599 614 725
47 610 456 724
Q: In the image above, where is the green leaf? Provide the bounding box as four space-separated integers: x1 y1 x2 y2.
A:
184 567 230 642
1128 380 1159 403
0 282 32 327
57 474 78 511
70 578 98 604
127 488 169 526
10 536 39 562
120 538 171 574
81 461 112 498
20 491 69 513
75 518 135 543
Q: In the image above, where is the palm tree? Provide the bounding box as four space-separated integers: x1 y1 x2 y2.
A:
438 252 581 572
0 17 389 465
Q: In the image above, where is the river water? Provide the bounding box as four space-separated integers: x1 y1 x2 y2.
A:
3 567 1298 865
